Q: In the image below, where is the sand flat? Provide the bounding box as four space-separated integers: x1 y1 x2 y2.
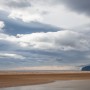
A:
0 71 90 88
1 80 90 90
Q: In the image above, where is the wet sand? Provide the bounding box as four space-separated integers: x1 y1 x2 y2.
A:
1 80 90 90
0 71 90 88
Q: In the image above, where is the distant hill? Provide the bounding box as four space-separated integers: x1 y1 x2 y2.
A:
82 65 90 71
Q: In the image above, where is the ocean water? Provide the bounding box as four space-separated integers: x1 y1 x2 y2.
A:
0 80 90 90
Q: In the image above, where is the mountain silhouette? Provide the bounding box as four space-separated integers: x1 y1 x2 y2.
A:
82 65 90 71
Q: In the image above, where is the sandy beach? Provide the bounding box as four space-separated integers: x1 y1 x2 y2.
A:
0 71 90 88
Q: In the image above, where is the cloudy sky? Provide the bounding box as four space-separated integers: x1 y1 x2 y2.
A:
0 0 90 70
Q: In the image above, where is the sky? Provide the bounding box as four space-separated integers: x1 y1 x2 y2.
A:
0 0 90 70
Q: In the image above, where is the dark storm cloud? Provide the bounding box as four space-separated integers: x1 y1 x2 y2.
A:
33 0 90 16
8 0 31 8
58 0 90 16
0 0 31 8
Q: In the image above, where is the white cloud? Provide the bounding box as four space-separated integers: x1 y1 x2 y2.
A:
0 0 43 22
0 0 90 28
14 30 90 51
8 8 43 22
0 53 25 59
0 29 89 51
0 21 5 30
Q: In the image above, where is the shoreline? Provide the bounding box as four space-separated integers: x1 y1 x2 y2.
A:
0 71 90 88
